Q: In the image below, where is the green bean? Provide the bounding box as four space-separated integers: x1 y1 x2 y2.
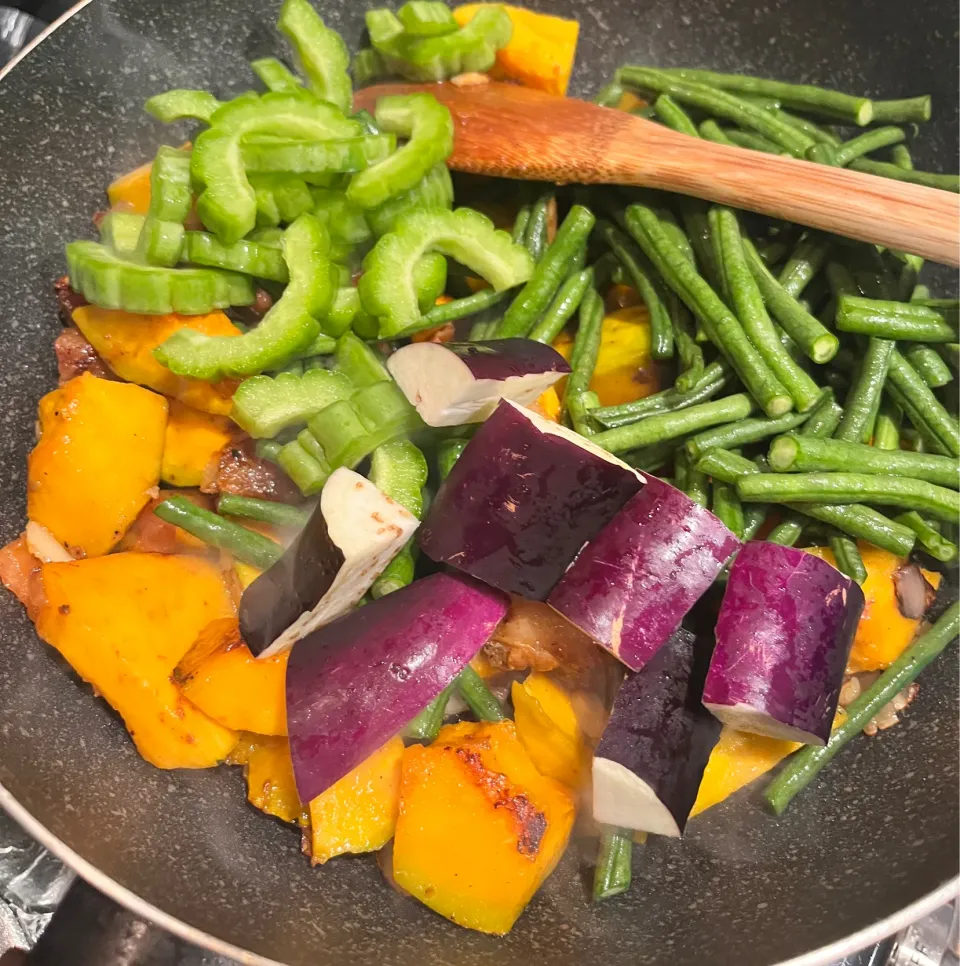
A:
766 513 807 546
769 108 840 146
154 496 282 571
600 222 674 360
625 204 793 416
698 119 735 145
800 390 844 439
594 80 625 108
656 208 696 265
825 261 859 299
617 68 813 155
653 94 698 136
753 238 789 268
668 291 705 391
405 683 455 742
495 205 596 338
511 204 532 243
687 408 811 462
714 208 823 412
676 451 709 507
777 233 832 299
705 206 731 301
911 298 960 325
891 144 914 170
626 438 686 473
834 337 895 443
872 397 902 451
741 504 769 541
712 481 745 537
524 191 555 261
887 349 960 456
741 236 839 363
828 533 867 583
765 601 959 814
456 664 505 722
657 67 873 126
593 828 633 901
905 345 953 389
886 383 951 456
528 266 593 344
910 283 930 302
870 95 932 124
679 199 723 291
420 288 509 332
674 448 689 492
940 343 960 372
694 450 916 554
563 287 605 432
255 439 284 464
593 393 756 455
815 126 906 167
437 437 468 480
217 493 311 528
468 317 498 341
848 157 959 193
591 362 733 429
895 511 958 563
737 472 960 523
768 433 958 488
836 295 958 343
724 129 785 154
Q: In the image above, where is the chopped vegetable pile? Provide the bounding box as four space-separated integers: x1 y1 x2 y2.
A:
1 0 958 939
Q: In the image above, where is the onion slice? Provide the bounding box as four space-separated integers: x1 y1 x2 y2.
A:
25 521 72 563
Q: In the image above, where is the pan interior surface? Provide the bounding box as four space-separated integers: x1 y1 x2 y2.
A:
0 1 956 964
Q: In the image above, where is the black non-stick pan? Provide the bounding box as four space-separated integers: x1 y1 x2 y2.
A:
0 1 957 964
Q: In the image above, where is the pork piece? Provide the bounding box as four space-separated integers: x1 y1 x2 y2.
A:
201 438 300 503
54 328 113 384
0 535 45 620
53 275 87 325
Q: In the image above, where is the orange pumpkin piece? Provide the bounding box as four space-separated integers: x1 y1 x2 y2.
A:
176 617 288 736
36 552 237 768
71 305 240 415
162 401 235 488
511 673 586 787
805 544 941 673
28 373 167 558
308 736 405 865
107 160 153 214
392 720 575 935
228 734 303 824
453 5 579 97
529 386 561 422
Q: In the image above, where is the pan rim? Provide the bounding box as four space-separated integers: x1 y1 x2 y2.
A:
0 1 956 963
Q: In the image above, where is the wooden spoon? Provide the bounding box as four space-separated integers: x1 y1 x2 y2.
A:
355 82 960 267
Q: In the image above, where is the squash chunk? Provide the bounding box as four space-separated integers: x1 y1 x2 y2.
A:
553 306 661 407
393 721 575 935
805 544 941 673
511 673 586 787
176 617 288 736
162 401 234 487
107 160 153 214
309 736 405 865
453 5 579 96
71 306 240 415
28 373 167 558
228 734 303 824
36 552 237 768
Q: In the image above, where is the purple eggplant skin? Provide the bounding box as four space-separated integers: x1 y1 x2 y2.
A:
593 625 721 837
239 501 343 657
702 542 865 746
445 340 571 380
418 400 643 599
286 572 508 803
548 475 740 672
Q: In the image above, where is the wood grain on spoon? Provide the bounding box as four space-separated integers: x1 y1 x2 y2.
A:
355 82 960 267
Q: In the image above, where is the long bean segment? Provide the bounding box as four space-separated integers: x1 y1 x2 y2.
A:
905 345 953 389
217 493 311 528
564 287 605 433
895 512 958 563
848 157 960 193
828 534 867 584
834 337 894 443
528 267 594 344
154 496 283 570
593 828 634 901
887 349 960 457
768 434 959 489
815 126 905 167
625 204 792 416
456 664 506 722
495 205 596 338
653 94 698 136
737 473 960 523
714 208 822 411
657 67 874 125
765 601 959 814
593 393 756 455
741 236 839 363
836 295 959 343
870 95 932 124
777 233 831 298
712 481 745 537
686 408 810 462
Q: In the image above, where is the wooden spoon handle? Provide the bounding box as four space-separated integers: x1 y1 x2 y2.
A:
356 83 960 266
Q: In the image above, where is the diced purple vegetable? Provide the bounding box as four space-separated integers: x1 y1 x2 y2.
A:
240 468 418 659
286 572 508 802
419 400 643 599
702 542 864 746
386 339 570 427
548 475 740 671
593 626 721 837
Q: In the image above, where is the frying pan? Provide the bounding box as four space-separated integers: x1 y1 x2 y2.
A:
0 0 957 964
